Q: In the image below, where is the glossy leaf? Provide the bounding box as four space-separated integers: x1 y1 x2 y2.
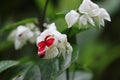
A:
0 60 19 73
23 65 41 80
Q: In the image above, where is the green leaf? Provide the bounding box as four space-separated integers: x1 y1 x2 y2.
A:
58 0 82 10
37 59 56 80
0 18 38 35
3 62 33 80
0 60 19 73
49 11 68 21
23 65 41 80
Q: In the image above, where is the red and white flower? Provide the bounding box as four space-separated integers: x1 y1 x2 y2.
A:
36 23 73 59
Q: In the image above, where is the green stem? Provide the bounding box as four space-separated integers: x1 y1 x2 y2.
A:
39 0 49 31
66 68 69 80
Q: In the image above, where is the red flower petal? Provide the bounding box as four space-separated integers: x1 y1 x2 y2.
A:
38 41 45 47
46 38 55 47
38 41 46 52
45 35 51 41
38 51 45 58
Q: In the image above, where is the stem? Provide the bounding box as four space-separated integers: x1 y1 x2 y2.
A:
39 0 49 31
66 68 69 80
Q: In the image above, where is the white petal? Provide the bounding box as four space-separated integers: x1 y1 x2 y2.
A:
61 42 73 59
99 8 111 21
29 28 41 43
79 0 100 16
25 30 34 39
79 0 90 14
16 26 28 37
65 10 79 28
96 8 111 26
43 47 59 59
58 42 66 59
54 32 67 43
14 39 25 50
26 23 36 30
47 23 57 30
62 51 72 68
79 15 88 26
62 43 72 68
78 15 87 25
79 15 95 26
87 15 95 26
66 42 73 54
99 18 105 26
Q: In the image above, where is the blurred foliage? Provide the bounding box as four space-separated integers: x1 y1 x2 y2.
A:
0 0 120 80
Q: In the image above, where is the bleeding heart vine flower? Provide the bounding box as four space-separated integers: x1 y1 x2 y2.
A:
78 0 111 26
65 10 80 28
36 23 73 59
8 23 41 50
65 0 111 28
94 8 111 26
78 0 100 17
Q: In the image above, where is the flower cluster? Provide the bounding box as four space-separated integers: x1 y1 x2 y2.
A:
65 0 111 28
36 23 73 59
7 0 111 59
8 23 40 50
8 22 73 59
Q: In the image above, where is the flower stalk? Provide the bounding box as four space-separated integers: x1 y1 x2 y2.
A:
66 68 70 80
39 0 49 32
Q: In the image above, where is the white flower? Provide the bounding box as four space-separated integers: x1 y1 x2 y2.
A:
79 0 100 17
8 23 41 50
65 10 79 28
78 0 100 26
8 25 34 50
65 0 111 28
96 8 111 26
36 23 73 59
79 0 111 26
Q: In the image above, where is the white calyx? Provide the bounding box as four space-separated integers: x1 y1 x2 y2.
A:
65 0 111 28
